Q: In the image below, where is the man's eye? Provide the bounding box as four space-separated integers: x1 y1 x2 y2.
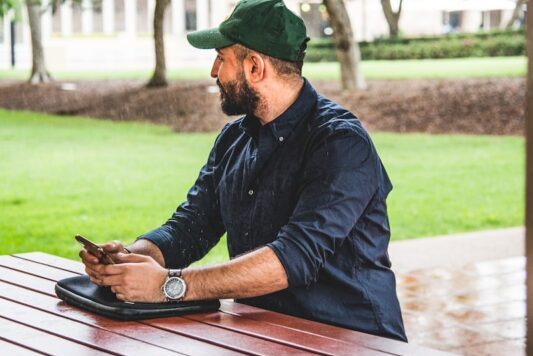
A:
217 55 223 61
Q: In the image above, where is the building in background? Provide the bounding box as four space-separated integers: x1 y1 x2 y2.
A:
0 0 523 71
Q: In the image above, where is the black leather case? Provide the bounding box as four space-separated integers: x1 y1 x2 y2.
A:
55 275 220 320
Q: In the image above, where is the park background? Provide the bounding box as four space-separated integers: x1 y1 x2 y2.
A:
0 0 529 354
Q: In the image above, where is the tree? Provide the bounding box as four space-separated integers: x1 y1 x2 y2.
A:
380 0 403 38
323 0 366 91
26 0 52 83
0 0 53 83
146 0 170 88
506 0 527 29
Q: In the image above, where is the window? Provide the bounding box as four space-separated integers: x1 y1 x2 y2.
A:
442 11 463 33
114 0 125 32
52 4 62 33
137 0 148 33
185 0 196 31
72 1 83 33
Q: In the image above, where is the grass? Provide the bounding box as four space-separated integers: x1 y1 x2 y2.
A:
0 110 524 265
0 57 526 81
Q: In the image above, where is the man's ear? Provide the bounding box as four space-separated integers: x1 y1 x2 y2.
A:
244 52 266 83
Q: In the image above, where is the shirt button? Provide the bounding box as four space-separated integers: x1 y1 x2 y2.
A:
279 136 284 142
244 232 249 236
248 189 254 196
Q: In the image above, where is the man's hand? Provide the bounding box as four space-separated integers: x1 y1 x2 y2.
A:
79 241 128 286
98 253 168 303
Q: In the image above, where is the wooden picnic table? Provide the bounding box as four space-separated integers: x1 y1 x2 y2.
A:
0 252 449 355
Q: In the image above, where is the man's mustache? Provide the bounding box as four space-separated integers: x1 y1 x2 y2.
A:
216 80 226 95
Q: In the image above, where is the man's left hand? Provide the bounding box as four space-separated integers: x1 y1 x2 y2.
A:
98 253 168 303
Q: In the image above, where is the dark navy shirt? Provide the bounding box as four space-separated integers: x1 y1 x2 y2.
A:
139 79 407 342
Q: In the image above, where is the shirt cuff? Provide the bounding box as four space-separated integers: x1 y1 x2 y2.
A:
267 236 317 288
136 227 180 268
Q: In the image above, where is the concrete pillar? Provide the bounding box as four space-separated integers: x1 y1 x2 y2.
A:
103 0 115 34
125 0 137 35
196 0 209 30
1 13 9 50
171 0 185 35
82 0 93 34
21 5 30 44
61 0 73 36
147 0 155 33
462 10 482 33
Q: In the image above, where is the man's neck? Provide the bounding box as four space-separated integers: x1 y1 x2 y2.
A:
254 78 305 125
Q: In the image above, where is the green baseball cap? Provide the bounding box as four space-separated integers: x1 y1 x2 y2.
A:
187 0 309 62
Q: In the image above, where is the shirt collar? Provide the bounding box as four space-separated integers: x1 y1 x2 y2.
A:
239 78 318 142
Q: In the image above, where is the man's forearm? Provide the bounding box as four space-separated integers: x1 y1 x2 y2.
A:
127 239 166 267
182 246 288 301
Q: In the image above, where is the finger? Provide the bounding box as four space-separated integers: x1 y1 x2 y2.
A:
84 266 100 279
87 262 108 275
89 276 103 286
100 274 123 287
100 241 124 254
111 285 125 294
101 263 127 276
116 293 127 301
113 253 150 264
79 249 100 265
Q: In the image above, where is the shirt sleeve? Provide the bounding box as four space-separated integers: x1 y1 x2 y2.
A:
268 129 381 287
137 130 227 268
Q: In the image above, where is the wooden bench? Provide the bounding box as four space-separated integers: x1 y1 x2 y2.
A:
0 252 450 355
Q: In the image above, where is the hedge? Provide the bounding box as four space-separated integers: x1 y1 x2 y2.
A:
305 29 526 62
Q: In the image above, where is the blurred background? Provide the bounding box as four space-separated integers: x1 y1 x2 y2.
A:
0 1 528 354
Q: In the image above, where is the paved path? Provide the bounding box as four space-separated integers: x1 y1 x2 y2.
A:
390 227 524 273
393 227 525 355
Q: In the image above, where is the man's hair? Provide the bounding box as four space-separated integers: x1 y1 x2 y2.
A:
233 45 304 78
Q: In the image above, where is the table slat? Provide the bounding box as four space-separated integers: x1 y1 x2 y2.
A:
220 301 449 356
186 312 386 356
0 255 77 281
0 316 113 356
0 338 45 356
14 252 85 274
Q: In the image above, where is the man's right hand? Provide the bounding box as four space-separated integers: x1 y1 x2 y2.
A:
79 241 128 286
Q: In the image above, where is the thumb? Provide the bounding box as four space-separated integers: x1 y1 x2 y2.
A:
101 241 124 254
114 252 150 264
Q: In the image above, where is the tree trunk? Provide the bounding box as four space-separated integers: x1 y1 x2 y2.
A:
147 0 170 88
380 0 403 38
506 0 527 29
324 0 366 91
26 0 52 84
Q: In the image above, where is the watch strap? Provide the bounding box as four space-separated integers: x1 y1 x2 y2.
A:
168 269 182 278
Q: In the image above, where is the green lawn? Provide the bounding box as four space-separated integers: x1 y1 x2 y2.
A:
0 110 524 265
0 56 526 81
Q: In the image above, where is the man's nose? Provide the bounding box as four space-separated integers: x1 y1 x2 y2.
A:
210 58 220 78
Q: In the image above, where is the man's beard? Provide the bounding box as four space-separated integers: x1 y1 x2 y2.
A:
217 71 261 116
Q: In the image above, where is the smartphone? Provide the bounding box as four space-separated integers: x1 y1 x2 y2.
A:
75 234 115 265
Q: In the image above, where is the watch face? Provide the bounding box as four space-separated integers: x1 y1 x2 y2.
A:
164 277 185 300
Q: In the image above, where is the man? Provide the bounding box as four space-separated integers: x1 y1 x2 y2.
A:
81 0 407 342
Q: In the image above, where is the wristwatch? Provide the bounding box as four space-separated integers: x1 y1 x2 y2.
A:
161 269 187 302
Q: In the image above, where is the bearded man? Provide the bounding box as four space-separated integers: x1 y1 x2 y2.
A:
80 0 407 342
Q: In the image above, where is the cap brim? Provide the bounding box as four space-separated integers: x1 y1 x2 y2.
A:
187 28 235 49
